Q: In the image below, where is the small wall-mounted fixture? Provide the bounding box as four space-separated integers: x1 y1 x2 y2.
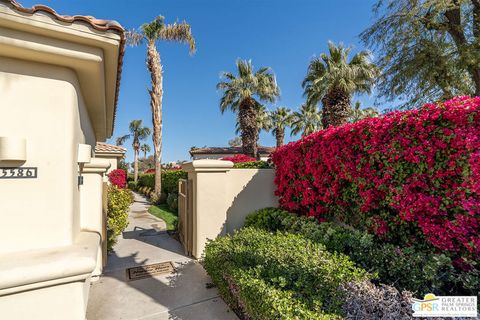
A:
77 144 92 164
0 137 26 161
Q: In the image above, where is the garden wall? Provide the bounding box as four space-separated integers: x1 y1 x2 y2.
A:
182 160 278 258
272 97 480 261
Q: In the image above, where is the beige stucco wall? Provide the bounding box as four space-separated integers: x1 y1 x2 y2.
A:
183 160 278 258
0 57 95 253
225 169 278 233
0 4 122 318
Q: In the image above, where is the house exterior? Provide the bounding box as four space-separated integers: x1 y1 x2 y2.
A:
95 142 127 176
0 1 124 319
190 146 275 161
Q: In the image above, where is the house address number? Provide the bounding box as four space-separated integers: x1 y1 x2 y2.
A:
0 167 37 179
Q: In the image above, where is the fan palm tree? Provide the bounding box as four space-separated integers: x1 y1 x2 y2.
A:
269 107 294 147
117 120 151 183
217 59 280 158
302 42 378 128
127 16 196 197
349 101 380 123
140 144 151 159
291 104 322 137
235 104 272 139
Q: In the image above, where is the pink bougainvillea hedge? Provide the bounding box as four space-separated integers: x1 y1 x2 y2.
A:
221 154 257 163
108 169 127 189
272 97 480 260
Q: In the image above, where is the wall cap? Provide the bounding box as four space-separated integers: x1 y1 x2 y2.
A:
82 158 111 174
0 231 99 295
182 159 233 172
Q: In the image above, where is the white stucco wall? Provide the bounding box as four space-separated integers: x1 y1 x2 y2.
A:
0 57 95 254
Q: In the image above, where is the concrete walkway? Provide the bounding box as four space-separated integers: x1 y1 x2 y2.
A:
86 192 238 320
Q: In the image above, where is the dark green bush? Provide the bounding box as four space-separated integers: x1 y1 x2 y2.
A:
166 192 178 212
244 208 477 296
233 161 271 169
107 186 132 250
137 173 155 189
244 207 292 230
127 181 137 190
162 170 187 194
137 170 187 195
204 227 369 319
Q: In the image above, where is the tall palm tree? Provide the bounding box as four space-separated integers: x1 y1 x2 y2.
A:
140 144 151 159
118 120 151 183
302 42 378 128
269 107 294 147
349 101 380 123
235 104 272 139
127 16 196 197
291 104 322 137
217 59 280 158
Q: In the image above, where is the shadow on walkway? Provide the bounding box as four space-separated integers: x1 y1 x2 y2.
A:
86 192 237 320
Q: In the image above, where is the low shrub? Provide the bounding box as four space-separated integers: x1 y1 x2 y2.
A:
233 161 271 169
107 186 132 250
203 227 369 319
108 169 127 188
245 208 479 296
244 207 291 230
338 281 413 320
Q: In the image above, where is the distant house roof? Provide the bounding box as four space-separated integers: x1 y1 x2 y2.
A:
95 142 126 155
190 146 275 156
2 0 125 136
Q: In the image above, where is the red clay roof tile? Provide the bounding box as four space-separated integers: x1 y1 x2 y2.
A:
2 0 125 137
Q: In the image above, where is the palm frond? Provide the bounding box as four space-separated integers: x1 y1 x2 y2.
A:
159 21 196 54
116 135 130 146
217 59 279 115
126 29 144 46
303 42 378 109
141 16 165 40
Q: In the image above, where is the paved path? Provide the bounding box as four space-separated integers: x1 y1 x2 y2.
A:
86 192 238 320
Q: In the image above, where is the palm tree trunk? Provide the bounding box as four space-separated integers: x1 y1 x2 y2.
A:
322 89 351 128
133 149 139 182
276 127 285 147
147 40 163 198
239 98 258 158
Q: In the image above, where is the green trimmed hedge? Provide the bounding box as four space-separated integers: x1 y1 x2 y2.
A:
137 170 187 194
245 208 480 296
107 186 133 250
134 170 186 211
204 227 369 319
232 161 271 169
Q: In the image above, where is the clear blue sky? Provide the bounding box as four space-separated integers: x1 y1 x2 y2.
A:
21 0 379 163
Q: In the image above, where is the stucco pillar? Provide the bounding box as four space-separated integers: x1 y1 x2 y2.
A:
80 158 110 276
182 160 234 258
